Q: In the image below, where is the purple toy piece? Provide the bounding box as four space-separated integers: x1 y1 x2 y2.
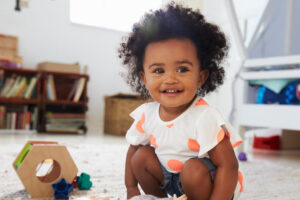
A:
238 152 247 161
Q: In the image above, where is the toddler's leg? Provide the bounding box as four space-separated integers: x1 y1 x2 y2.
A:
180 158 213 200
131 146 167 198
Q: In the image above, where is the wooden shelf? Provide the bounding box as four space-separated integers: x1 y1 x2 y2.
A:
0 66 38 73
238 104 300 131
0 66 89 134
43 100 88 105
42 70 89 79
244 55 300 68
0 97 39 104
240 69 300 80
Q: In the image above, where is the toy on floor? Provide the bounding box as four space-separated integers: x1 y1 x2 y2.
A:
130 194 187 200
51 172 93 199
52 178 74 199
238 152 247 161
77 172 93 190
12 141 78 199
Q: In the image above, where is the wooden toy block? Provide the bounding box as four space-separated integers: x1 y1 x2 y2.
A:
12 141 78 198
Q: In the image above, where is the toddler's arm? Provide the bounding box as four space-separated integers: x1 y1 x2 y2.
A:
208 135 239 200
125 145 141 199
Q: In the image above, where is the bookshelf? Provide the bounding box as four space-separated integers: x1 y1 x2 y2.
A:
236 55 300 132
0 66 41 131
39 71 89 134
0 66 89 134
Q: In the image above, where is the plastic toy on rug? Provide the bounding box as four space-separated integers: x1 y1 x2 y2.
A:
77 172 93 190
12 141 78 199
130 194 187 200
52 178 74 199
238 152 247 161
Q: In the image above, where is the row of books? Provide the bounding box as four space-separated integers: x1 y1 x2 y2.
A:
45 112 85 133
0 73 37 99
0 57 22 68
47 75 86 102
0 105 38 130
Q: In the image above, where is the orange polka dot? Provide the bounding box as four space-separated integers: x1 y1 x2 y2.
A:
149 134 158 148
195 98 208 106
217 129 225 143
232 141 243 148
136 112 145 134
238 171 243 192
167 160 184 172
166 123 174 128
188 138 200 151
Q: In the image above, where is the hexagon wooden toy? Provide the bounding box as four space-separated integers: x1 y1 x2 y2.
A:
13 141 78 198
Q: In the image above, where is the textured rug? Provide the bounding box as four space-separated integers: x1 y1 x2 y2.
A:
1 143 300 200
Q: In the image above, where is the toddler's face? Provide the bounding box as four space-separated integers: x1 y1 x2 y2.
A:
141 38 208 111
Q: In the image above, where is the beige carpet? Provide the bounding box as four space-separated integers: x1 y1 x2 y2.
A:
1 143 300 200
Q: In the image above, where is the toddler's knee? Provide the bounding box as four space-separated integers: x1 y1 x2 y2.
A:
180 159 213 199
180 158 211 186
131 146 154 168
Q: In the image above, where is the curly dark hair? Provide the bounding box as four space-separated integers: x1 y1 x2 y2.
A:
118 2 228 98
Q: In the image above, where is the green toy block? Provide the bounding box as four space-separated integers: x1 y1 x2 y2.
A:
77 172 92 190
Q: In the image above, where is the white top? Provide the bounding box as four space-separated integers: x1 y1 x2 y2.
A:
126 96 242 173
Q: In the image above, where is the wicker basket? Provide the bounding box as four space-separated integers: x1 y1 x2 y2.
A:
104 93 148 136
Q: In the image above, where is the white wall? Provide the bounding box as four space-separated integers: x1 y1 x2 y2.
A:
0 0 241 134
0 0 132 134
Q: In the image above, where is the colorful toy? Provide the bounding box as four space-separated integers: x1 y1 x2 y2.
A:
256 81 300 105
77 172 93 190
72 176 78 188
238 152 247 161
52 178 74 199
12 141 78 198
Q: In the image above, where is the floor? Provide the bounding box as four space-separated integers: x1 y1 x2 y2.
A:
1 130 300 200
0 130 127 145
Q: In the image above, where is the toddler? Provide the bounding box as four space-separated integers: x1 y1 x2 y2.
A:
119 3 243 200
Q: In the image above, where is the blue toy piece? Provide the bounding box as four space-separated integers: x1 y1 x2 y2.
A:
238 152 247 161
52 178 74 199
77 172 93 190
256 81 300 105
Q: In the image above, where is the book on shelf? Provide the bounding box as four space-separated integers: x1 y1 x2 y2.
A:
73 77 86 102
0 105 5 129
0 74 38 99
15 77 27 98
0 74 16 97
5 75 21 97
24 76 37 99
48 74 56 100
0 105 38 130
0 69 4 87
46 112 85 118
45 112 85 133
67 79 79 100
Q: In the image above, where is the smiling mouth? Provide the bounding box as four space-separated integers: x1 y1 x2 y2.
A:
162 89 183 93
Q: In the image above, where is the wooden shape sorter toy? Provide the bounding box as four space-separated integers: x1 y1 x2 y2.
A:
12 141 78 198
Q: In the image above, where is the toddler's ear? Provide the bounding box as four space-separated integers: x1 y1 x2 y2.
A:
198 69 209 87
140 72 147 85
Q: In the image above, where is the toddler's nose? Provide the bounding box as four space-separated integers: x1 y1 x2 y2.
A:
164 72 178 84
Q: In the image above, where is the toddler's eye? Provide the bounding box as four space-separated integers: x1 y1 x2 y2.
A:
153 68 164 74
177 66 189 73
